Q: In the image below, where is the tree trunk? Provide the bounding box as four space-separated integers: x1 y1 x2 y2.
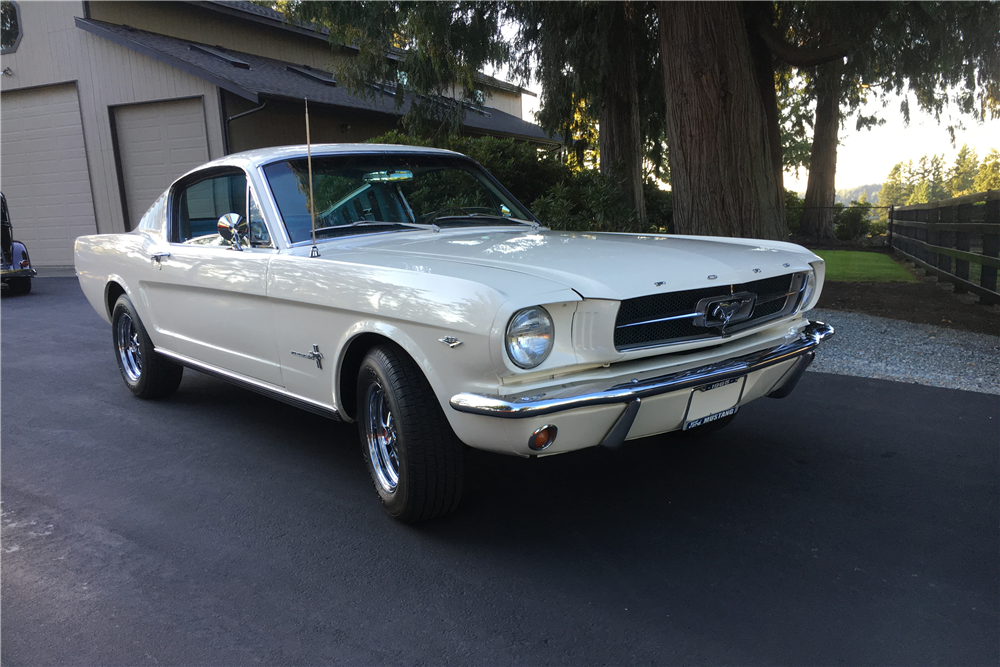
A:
656 1 785 240
799 59 843 239
599 2 645 225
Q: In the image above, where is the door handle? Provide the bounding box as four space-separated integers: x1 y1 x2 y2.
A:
150 251 171 269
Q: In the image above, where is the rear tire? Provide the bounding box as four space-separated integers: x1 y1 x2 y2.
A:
357 344 463 523
111 294 183 399
7 277 30 295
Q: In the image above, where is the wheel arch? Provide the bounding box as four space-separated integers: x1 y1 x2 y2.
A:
337 332 411 422
104 280 128 320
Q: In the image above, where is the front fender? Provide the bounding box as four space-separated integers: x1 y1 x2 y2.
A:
334 317 497 424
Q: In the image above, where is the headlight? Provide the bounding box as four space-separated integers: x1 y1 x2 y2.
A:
799 269 816 311
506 307 554 369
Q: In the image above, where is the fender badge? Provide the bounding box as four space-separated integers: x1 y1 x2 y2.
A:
291 344 324 369
439 337 463 348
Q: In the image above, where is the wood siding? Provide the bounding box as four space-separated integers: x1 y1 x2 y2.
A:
0 1 224 245
88 1 347 73
223 92 398 153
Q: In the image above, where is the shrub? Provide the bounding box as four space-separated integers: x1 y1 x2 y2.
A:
784 189 803 235
644 181 673 233
834 200 873 241
531 171 648 233
868 219 888 238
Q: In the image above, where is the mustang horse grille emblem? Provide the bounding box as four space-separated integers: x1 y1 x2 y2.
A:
712 301 745 326
291 344 324 369
693 292 757 333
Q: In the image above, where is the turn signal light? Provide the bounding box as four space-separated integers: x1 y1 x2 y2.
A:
529 425 558 451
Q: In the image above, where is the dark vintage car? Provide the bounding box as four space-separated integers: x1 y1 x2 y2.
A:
1 193 36 295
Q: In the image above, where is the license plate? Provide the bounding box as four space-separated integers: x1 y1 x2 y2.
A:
682 376 745 431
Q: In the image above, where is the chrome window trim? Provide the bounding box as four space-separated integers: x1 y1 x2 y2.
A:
255 164 293 249
245 178 275 249
168 166 271 248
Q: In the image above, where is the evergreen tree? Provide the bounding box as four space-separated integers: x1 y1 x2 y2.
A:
278 1 999 240
973 149 1000 192
905 182 932 206
783 2 1000 238
947 145 980 197
880 162 912 208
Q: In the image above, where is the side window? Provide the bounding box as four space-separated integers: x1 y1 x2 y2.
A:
173 172 246 243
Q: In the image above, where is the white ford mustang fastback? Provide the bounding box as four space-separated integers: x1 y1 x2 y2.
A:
76 144 833 522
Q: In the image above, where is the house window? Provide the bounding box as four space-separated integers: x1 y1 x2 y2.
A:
1 0 22 54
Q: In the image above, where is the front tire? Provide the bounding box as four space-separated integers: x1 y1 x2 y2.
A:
111 294 183 399
357 344 463 523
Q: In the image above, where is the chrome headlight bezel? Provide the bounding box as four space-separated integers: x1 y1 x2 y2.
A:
505 306 554 369
798 267 817 312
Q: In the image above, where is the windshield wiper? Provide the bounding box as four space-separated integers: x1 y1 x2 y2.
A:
313 219 440 236
421 209 539 228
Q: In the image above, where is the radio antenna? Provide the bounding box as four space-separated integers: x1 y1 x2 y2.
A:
305 98 319 258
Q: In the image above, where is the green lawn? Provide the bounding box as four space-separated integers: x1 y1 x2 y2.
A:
814 250 919 283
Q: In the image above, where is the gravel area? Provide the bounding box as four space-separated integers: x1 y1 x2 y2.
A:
806 308 1000 395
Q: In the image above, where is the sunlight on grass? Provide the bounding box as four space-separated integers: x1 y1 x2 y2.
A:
815 250 919 283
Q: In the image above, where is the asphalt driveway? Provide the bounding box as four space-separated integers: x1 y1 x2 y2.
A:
2 278 998 665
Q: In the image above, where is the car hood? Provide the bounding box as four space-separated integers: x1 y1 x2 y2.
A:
334 228 819 300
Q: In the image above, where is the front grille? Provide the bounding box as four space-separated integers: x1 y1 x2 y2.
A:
614 273 800 350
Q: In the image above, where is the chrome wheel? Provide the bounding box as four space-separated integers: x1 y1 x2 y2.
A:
365 380 399 493
115 310 142 383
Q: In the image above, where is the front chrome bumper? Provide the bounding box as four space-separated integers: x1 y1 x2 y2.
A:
450 320 834 422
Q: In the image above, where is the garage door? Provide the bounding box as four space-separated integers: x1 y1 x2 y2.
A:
114 97 210 230
0 84 98 266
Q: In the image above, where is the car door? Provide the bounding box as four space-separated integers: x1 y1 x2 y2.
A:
140 168 284 386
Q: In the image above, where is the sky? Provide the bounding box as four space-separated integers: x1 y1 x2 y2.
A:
518 89 1000 195
784 93 1000 193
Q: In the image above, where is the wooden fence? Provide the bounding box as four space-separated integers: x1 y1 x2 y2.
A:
889 190 1000 306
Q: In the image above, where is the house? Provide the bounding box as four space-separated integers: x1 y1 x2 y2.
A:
0 0 550 267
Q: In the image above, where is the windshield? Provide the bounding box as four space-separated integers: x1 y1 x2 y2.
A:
262 153 534 244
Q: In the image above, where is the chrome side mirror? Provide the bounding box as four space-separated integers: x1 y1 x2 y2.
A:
217 213 248 251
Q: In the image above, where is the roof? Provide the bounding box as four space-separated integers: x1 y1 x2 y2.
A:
76 18 556 145
193 1 536 97
202 143 463 170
